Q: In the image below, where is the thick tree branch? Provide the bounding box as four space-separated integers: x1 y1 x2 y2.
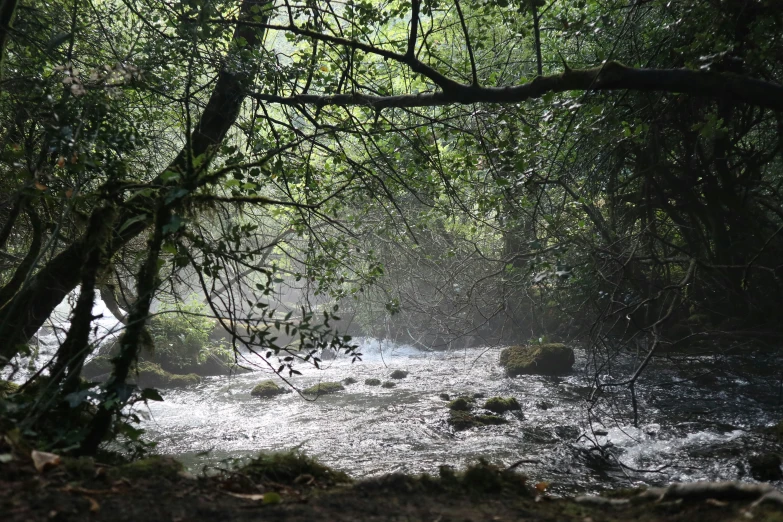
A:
248 62 783 111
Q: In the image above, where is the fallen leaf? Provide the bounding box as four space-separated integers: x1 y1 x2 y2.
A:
32 450 61 473
535 481 550 493
263 492 282 505
86 496 100 512
225 492 266 501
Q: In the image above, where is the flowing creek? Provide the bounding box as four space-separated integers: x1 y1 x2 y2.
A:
140 338 783 495
6 300 783 495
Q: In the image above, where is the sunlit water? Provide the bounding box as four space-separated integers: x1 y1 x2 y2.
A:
6 297 783 494
137 338 783 494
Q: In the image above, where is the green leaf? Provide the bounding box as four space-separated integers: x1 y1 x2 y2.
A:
119 214 148 234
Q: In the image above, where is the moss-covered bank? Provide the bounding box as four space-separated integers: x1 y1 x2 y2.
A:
3 444 783 522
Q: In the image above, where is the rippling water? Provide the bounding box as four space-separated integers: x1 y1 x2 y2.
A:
133 338 783 494
4 293 782 494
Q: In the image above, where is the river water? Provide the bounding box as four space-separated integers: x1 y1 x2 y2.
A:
138 338 783 495
5 298 783 494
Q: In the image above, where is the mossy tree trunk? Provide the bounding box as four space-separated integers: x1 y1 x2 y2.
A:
0 0 272 366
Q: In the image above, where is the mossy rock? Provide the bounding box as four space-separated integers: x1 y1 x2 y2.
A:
342 377 358 385
749 453 783 481
251 380 287 398
303 381 344 396
381 381 396 389
110 456 184 481
238 450 351 486
0 380 20 398
447 397 473 411
447 410 507 431
135 362 201 389
483 397 521 414
499 343 574 376
364 378 382 386
389 370 408 379
81 356 114 380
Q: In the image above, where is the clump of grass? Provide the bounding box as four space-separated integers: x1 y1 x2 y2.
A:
238 450 351 486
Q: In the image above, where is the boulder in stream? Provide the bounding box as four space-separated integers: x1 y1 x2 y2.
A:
364 378 382 386
447 410 508 431
499 343 574 376
748 452 783 481
389 370 408 379
483 397 521 414
343 377 358 385
447 397 473 411
251 380 288 398
82 356 113 380
134 362 201 388
303 381 344 396
381 381 396 389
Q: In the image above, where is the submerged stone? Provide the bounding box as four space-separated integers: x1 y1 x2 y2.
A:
447 410 507 431
251 380 287 398
483 397 521 414
390 370 409 379
499 343 574 376
343 377 358 385
303 381 344 395
364 378 382 386
447 397 472 411
381 381 396 389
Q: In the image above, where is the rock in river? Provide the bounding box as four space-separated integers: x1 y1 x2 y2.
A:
499 343 575 376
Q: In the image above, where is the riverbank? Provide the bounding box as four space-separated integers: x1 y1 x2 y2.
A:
3 448 783 522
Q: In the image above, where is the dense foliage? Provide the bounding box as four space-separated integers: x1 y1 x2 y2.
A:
0 0 781 452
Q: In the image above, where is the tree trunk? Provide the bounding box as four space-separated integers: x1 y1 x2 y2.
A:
0 0 271 365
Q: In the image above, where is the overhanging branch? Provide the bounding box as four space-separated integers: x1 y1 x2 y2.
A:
248 61 783 111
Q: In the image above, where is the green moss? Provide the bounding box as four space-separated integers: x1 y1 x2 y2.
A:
238 450 351 486
381 381 396 388
447 397 472 411
447 410 507 431
499 343 575 376
389 370 408 379
342 377 358 385
364 378 382 386
135 362 201 389
111 456 184 481
483 397 521 414
62 457 97 480
251 380 287 398
303 381 344 396
0 380 20 398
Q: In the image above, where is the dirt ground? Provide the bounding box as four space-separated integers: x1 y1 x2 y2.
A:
3 453 783 522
